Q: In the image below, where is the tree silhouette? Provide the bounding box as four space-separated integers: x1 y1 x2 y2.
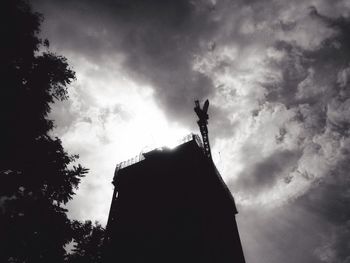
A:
66 221 105 263
0 0 88 262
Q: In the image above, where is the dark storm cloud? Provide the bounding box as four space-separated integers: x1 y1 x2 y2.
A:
32 0 222 128
31 0 350 143
32 0 288 135
233 149 301 193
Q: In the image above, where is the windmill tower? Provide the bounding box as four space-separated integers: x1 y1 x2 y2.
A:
103 100 246 263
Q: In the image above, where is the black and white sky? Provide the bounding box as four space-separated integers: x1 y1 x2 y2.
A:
31 0 350 262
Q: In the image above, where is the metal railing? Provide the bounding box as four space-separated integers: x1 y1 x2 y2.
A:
114 133 203 176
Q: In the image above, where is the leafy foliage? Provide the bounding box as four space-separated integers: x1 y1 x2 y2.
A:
0 0 89 262
66 221 105 263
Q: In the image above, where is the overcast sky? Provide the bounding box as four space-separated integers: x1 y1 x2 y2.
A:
31 0 350 262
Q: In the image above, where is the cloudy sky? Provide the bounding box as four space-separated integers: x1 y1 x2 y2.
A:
30 0 350 262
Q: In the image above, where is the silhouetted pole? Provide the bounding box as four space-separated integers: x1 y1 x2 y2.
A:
194 99 212 160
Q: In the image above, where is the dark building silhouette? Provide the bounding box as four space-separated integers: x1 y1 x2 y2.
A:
104 101 246 263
